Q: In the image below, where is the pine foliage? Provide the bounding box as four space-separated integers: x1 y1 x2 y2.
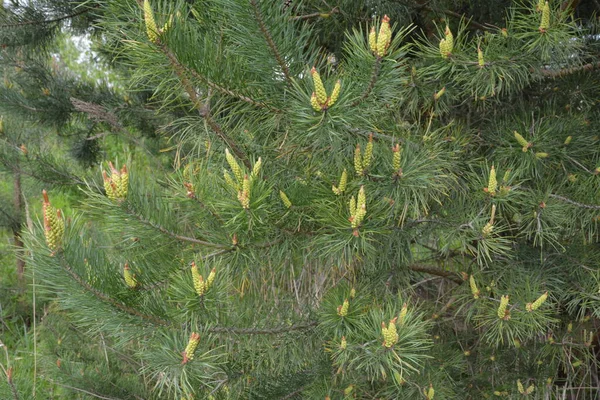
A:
2 0 600 398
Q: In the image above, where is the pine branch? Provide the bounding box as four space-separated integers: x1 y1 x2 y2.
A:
539 62 600 78
46 380 123 400
58 255 170 326
0 6 94 28
186 68 281 112
159 44 252 169
289 7 339 20
407 263 464 284
125 205 231 249
208 321 317 335
249 0 292 84
547 193 600 210
420 5 494 32
351 57 382 107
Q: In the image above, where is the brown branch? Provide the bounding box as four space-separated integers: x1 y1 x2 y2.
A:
186 68 281 112
289 7 339 20
249 0 292 83
547 193 600 210
125 206 231 249
208 321 318 335
0 6 94 28
159 45 252 169
351 57 382 107
58 255 170 326
539 62 600 78
407 263 464 284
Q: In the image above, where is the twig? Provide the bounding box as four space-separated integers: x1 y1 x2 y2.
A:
289 7 339 20
0 6 93 28
159 45 252 169
249 0 292 83
186 68 280 112
547 193 600 210
58 255 171 326
45 380 123 400
208 321 318 335
407 263 464 284
538 62 600 78
351 57 382 107
125 206 231 248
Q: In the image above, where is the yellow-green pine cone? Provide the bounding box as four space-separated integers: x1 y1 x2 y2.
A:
123 264 137 289
206 268 216 289
398 303 408 326
498 295 510 320
349 196 357 218
344 385 353 396
392 144 402 172
311 67 328 105
470 275 480 299
251 157 262 180
242 174 250 203
338 169 347 193
564 136 572 145
537 0 545 11
328 80 341 107
514 131 531 150
502 169 511 183
526 384 535 395
340 336 347 350
363 134 374 169
183 332 200 362
55 210 65 241
119 165 129 199
444 25 454 54
434 87 446 101
352 204 366 229
350 287 356 298
143 0 159 44
337 299 349 317
368 26 377 53
43 190 60 250
526 291 548 312
488 166 497 195
354 144 363 176
310 92 321 112
279 190 292 208
191 262 206 296
224 170 238 190
482 222 493 237
225 149 243 185
103 171 117 201
535 152 549 159
382 318 398 347
539 1 550 31
478 46 484 67
357 186 366 213
517 380 525 394
427 384 435 400
439 38 449 59
376 15 391 57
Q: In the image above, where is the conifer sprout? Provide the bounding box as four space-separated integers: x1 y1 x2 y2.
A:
368 26 377 53
340 336 347 350
279 190 292 208
487 165 497 195
376 15 392 57
311 67 327 105
42 190 64 251
478 45 485 67
381 317 399 347
336 299 349 317
526 291 548 312
182 332 200 364
514 131 532 151
143 0 159 44
498 295 510 320
425 384 435 400
470 275 480 299
102 162 128 202
123 263 138 289
354 144 363 176
539 1 550 32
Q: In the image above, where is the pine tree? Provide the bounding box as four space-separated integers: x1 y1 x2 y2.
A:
3 0 600 398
